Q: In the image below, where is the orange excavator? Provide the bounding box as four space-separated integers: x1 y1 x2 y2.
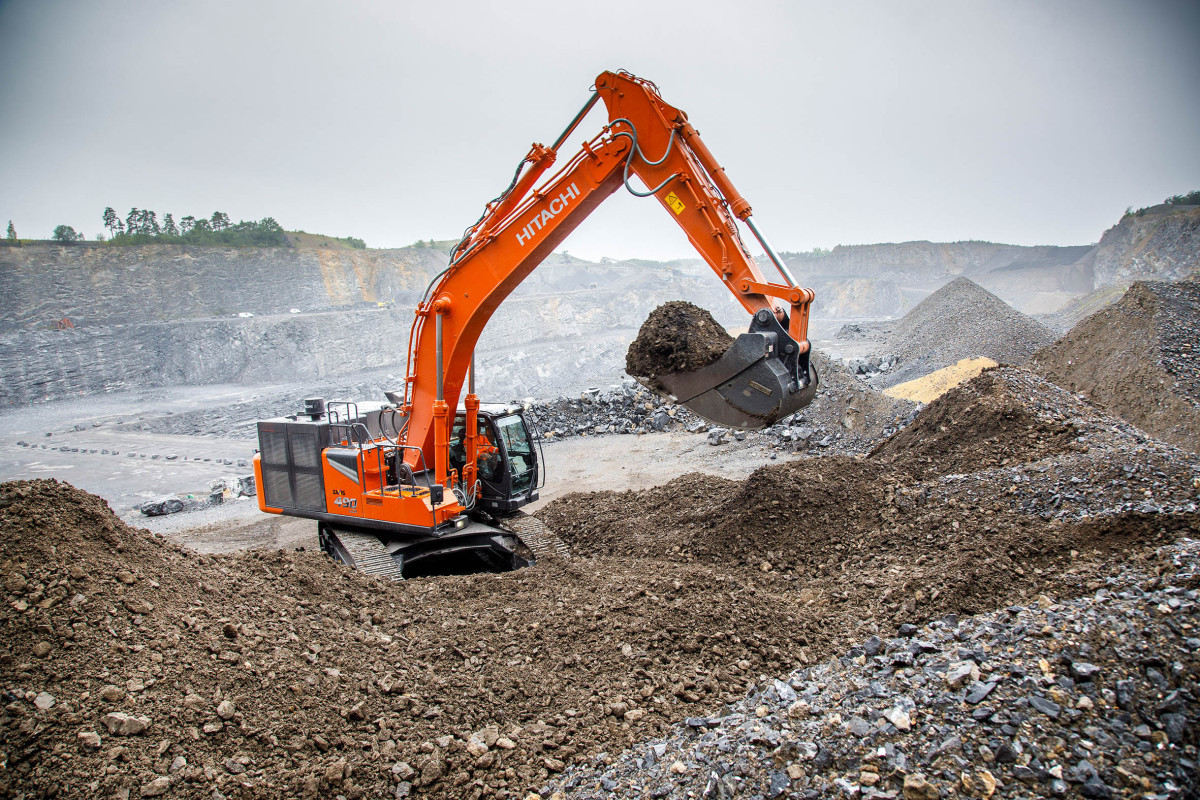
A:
253 70 817 578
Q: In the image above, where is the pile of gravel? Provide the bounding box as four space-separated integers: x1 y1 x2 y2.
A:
549 538 1200 800
526 352 915 457
1030 279 1200 452
871 278 1056 389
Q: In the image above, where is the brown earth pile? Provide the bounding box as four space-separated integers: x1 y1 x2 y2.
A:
0 483 875 800
625 301 734 377
4 369 1200 800
1030 279 1200 452
544 370 1199 619
870 366 1080 478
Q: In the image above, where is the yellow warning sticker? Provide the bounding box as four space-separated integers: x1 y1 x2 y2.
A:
665 191 686 215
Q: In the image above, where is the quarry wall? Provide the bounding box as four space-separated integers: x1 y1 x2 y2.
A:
0 243 445 332
1090 205 1200 286
4 207 1195 408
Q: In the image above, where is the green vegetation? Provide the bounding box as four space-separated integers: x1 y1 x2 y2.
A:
52 225 84 242
286 231 369 250
1125 190 1200 218
102 206 289 247
5 221 14 241
779 246 832 258
1166 190 1200 206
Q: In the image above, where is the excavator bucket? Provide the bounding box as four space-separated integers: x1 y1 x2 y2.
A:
638 310 818 430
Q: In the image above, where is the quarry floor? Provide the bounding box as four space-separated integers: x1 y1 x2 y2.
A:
0 385 792 554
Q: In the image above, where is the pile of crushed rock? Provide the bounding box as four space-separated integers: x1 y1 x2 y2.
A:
839 278 1056 389
550 538 1200 799
1030 278 1200 453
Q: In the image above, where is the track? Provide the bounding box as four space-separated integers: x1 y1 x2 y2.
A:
319 525 406 581
502 511 571 560
320 512 567 580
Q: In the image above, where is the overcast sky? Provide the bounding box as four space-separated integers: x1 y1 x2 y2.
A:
1 0 1198 260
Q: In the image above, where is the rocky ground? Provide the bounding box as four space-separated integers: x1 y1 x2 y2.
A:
4 365 1195 800
4 255 1200 800
551 537 1200 800
528 351 915 457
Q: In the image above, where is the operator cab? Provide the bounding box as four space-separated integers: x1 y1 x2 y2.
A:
449 403 540 514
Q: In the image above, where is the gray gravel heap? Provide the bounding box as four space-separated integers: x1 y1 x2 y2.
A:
871 278 1056 389
547 539 1200 800
1148 279 1200 401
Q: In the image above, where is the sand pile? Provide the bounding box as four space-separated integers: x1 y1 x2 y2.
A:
1030 279 1200 452
882 356 997 403
873 277 1056 388
625 301 733 378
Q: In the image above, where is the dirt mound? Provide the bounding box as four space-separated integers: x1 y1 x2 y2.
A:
875 277 1057 388
625 301 733 377
871 368 1083 478
6 368 1200 799
0 480 884 800
543 365 1200 614
1030 280 1200 452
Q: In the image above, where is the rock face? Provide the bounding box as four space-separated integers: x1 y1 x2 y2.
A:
0 307 417 406
0 243 444 331
0 242 445 406
1030 278 1200 452
781 241 1094 317
784 240 1093 283
1 201 1194 408
0 246 745 407
1089 204 1200 286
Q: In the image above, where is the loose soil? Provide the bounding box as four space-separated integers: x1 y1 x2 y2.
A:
625 301 734 377
3 369 1199 800
1030 279 1200 452
870 367 1080 479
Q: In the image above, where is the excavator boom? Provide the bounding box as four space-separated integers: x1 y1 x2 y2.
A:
401 69 816 480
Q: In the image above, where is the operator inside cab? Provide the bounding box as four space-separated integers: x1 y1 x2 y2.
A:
450 418 502 482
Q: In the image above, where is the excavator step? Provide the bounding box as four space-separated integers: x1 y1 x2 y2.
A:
320 526 406 582
503 511 570 561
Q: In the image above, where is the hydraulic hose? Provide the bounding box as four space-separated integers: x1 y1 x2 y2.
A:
607 117 681 197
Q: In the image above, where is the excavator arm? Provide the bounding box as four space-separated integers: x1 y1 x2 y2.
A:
398 70 817 491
